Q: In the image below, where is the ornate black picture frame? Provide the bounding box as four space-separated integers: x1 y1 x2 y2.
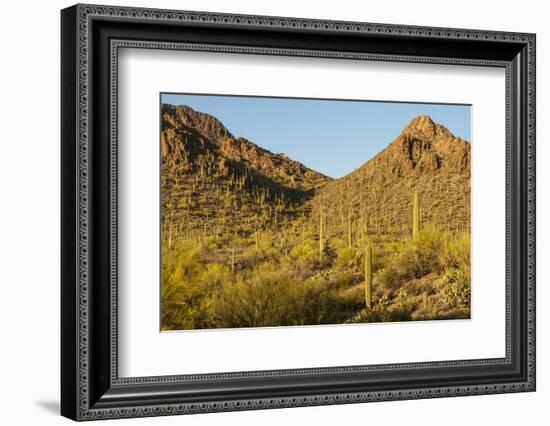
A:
61 4 536 421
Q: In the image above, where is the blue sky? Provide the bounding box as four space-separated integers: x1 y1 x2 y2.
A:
161 93 471 179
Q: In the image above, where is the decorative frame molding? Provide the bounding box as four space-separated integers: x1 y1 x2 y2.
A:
61 4 535 421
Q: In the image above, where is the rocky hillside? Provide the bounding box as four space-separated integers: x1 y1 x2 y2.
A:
160 104 330 244
311 115 470 236
162 104 328 192
161 104 470 247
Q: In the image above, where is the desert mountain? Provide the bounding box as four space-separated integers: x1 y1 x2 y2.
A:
161 104 329 242
162 104 329 193
311 115 470 236
161 104 470 245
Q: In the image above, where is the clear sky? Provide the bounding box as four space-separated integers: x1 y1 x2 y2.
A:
161 93 471 179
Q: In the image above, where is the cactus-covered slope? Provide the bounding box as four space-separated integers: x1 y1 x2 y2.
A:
309 115 471 238
162 105 470 245
161 104 330 244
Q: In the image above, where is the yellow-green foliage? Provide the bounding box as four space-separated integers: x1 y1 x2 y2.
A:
439 233 470 309
161 240 231 330
440 266 470 308
289 239 319 267
377 227 445 290
441 233 470 269
205 264 364 328
162 251 366 329
162 220 471 329
335 247 356 269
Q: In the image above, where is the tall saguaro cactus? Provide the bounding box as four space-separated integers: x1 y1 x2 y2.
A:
319 204 324 262
231 229 237 273
348 209 352 248
413 191 420 241
365 246 373 309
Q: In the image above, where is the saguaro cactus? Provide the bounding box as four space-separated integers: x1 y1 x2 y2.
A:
231 229 237 273
365 246 373 309
348 209 352 248
319 204 324 262
413 191 420 241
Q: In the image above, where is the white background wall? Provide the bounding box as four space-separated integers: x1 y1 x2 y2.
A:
0 0 546 424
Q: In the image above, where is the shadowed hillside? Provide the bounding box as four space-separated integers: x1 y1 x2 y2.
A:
161 104 329 247
161 104 471 330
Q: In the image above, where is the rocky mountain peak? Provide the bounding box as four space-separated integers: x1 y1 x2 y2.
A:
311 115 470 236
403 115 436 137
401 115 453 141
162 104 233 143
341 115 470 183
161 103 329 194
399 116 469 173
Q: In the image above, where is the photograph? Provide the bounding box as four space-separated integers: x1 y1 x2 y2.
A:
160 94 472 331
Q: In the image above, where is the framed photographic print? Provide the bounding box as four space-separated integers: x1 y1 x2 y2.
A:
61 4 536 421
159 94 473 331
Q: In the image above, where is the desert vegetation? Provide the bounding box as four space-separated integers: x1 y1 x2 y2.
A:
160 104 471 330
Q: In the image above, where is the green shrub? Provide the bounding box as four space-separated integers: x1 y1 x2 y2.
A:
161 240 233 330
203 264 364 328
160 226 471 330
289 239 318 267
335 247 356 269
376 228 445 290
439 266 470 309
441 233 470 269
